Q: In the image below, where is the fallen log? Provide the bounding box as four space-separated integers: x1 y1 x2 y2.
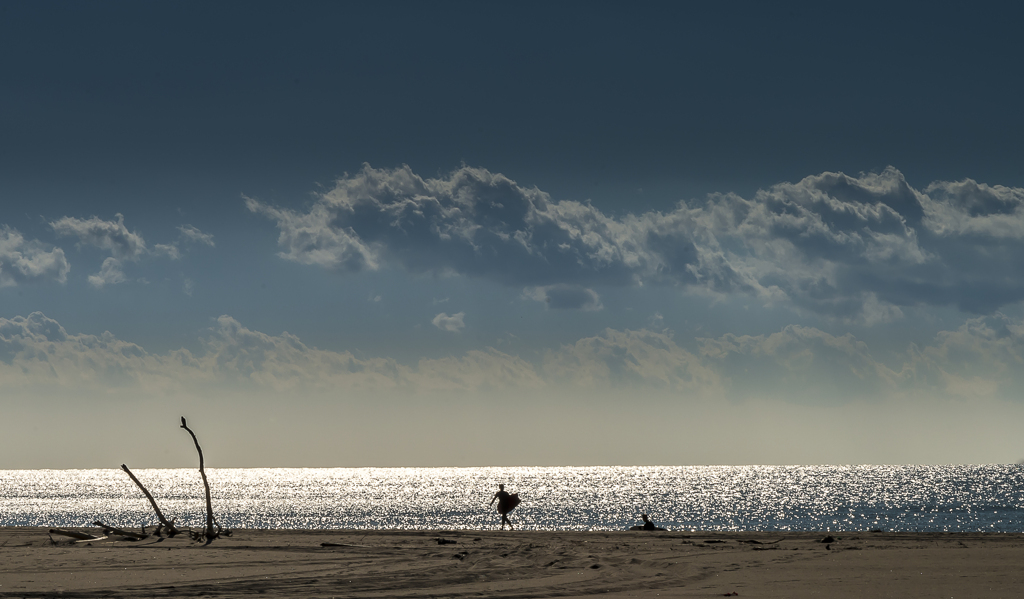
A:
120 464 180 536
48 528 102 541
93 521 148 540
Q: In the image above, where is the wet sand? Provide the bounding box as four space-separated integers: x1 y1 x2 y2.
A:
1 526 1022 597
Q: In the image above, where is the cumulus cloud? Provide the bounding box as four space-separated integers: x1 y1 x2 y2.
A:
245 164 645 287
51 213 146 284
87 257 127 288
51 213 147 260
432 312 466 332
49 215 213 285
245 194 378 271
0 226 70 286
249 164 1024 321
523 284 603 311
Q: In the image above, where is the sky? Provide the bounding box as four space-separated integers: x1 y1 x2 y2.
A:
3 1 1024 468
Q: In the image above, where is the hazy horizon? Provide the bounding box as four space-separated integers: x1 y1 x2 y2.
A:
3 2 1024 468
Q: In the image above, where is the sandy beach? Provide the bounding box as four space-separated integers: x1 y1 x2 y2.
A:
1 527 1022 598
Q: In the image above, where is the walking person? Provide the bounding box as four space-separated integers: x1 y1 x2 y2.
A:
489 484 520 530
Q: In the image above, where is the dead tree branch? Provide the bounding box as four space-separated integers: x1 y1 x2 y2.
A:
120 463 179 536
93 521 148 540
180 416 218 542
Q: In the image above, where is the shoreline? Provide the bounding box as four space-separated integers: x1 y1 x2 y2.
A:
3 527 1024 597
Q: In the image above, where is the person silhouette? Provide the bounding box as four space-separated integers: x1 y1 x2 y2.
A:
629 513 666 531
489 484 519 530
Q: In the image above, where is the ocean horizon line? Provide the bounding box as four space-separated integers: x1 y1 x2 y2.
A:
4 462 1023 471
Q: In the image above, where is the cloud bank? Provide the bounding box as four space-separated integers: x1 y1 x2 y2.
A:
4 312 1024 404
248 164 1024 321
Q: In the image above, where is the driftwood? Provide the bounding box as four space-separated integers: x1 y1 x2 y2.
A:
120 464 180 536
48 528 102 541
180 416 222 542
93 521 148 540
740 538 786 545
50 418 230 547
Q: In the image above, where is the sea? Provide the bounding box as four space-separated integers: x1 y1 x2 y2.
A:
3 465 1024 533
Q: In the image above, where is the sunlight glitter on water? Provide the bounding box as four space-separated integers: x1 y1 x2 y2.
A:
2 465 1024 532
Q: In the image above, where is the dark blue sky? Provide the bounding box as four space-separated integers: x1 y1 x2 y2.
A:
5 1 1022 217
3 1 1024 467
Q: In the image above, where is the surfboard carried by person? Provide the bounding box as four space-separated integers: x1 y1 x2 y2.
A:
489 484 520 530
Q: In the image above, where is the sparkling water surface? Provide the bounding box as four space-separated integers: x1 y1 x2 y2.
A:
3 465 1024 532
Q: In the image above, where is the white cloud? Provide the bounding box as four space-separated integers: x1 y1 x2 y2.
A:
245 194 379 271
0 226 70 286
249 164 1024 321
152 225 215 260
178 224 215 247
922 179 1024 239
153 243 181 260
49 214 214 287
87 257 127 288
51 213 147 260
432 312 465 332
523 284 603 311
51 213 146 284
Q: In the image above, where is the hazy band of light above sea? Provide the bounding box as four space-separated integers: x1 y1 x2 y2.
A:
3 466 1023 532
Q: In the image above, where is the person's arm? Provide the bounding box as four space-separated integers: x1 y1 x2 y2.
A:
489 493 497 506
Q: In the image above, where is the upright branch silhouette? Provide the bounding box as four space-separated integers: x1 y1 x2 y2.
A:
180 416 221 543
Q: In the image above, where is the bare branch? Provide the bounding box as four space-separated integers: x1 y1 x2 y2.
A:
180 416 218 542
121 463 179 536
93 521 148 540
